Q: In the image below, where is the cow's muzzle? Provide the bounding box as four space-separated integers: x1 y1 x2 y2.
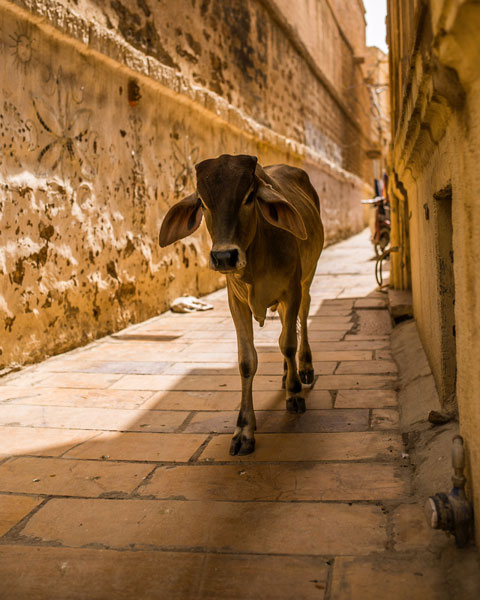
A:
210 248 244 272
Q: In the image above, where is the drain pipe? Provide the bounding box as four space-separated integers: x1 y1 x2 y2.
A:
424 435 473 547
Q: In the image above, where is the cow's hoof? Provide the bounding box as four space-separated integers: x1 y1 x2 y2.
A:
299 368 314 385
286 396 306 413
229 436 255 456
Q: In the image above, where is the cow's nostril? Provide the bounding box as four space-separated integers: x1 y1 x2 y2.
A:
211 249 239 270
226 249 239 267
210 251 219 267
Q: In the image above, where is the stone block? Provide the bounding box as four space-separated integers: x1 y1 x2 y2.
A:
371 409 400 429
139 462 408 502
388 289 413 320
183 409 369 434
22 498 387 555
0 495 42 537
314 375 397 390
0 404 187 432
330 556 448 600
0 457 153 498
335 390 398 408
0 387 153 409
393 504 445 551
0 546 329 600
336 360 398 374
64 432 208 462
200 432 403 462
0 426 101 458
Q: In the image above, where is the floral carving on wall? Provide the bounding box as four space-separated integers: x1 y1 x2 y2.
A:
171 122 199 195
32 68 97 181
129 111 148 228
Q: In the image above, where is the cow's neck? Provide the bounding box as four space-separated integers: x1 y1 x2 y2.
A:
227 219 298 327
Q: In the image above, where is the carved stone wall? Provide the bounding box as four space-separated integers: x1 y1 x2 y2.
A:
0 0 375 370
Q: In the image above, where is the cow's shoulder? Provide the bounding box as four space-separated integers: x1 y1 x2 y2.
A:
264 164 319 212
264 164 310 187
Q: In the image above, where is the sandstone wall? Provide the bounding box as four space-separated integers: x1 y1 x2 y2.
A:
0 0 374 370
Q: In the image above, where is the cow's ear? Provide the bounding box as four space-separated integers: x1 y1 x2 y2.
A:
256 182 307 240
159 193 203 247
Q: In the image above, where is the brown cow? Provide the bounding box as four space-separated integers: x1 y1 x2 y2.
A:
159 154 324 455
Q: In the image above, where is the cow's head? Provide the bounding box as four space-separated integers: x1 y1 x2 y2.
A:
159 154 306 273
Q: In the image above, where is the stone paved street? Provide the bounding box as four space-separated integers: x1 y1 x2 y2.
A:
0 230 451 599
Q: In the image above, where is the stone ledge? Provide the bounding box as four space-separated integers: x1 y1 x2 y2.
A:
388 289 413 321
390 318 480 591
390 317 452 498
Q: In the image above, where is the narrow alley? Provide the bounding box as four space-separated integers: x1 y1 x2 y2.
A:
3 0 480 596
0 230 458 599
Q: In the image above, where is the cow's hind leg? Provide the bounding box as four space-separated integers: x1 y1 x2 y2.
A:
282 359 288 389
228 285 257 456
278 298 305 413
298 278 315 384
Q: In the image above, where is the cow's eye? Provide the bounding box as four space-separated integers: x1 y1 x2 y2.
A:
244 190 255 205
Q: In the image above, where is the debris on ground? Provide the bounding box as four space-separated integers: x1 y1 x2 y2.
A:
428 410 455 425
170 296 214 313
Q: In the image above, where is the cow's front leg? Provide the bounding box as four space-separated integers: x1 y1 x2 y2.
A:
278 297 305 413
228 285 257 456
298 280 314 384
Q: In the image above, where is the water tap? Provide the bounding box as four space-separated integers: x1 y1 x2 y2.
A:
424 435 473 547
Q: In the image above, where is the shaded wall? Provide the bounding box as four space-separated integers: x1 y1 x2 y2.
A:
0 0 374 370
387 0 480 542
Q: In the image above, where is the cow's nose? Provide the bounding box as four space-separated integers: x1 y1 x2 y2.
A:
210 249 239 270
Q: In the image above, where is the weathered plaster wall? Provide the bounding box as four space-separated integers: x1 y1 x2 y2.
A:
364 46 390 163
1 0 374 370
387 0 480 543
0 2 227 369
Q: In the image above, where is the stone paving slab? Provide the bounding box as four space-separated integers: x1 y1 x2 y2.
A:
0 404 188 432
0 546 330 600
330 556 448 600
0 495 42 536
144 390 242 411
335 390 398 408
371 408 400 430
335 360 398 374
0 426 102 457
0 387 154 409
392 503 443 551
143 389 332 411
138 463 409 502
178 329 347 341
0 457 153 497
21 498 387 556
64 432 208 462
310 340 390 351
184 409 370 434
343 335 390 342
109 374 289 392
313 375 397 390
162 360 337 376
70 361 173 375
249 389 332 410
4 373 122 389
200 432 403 462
